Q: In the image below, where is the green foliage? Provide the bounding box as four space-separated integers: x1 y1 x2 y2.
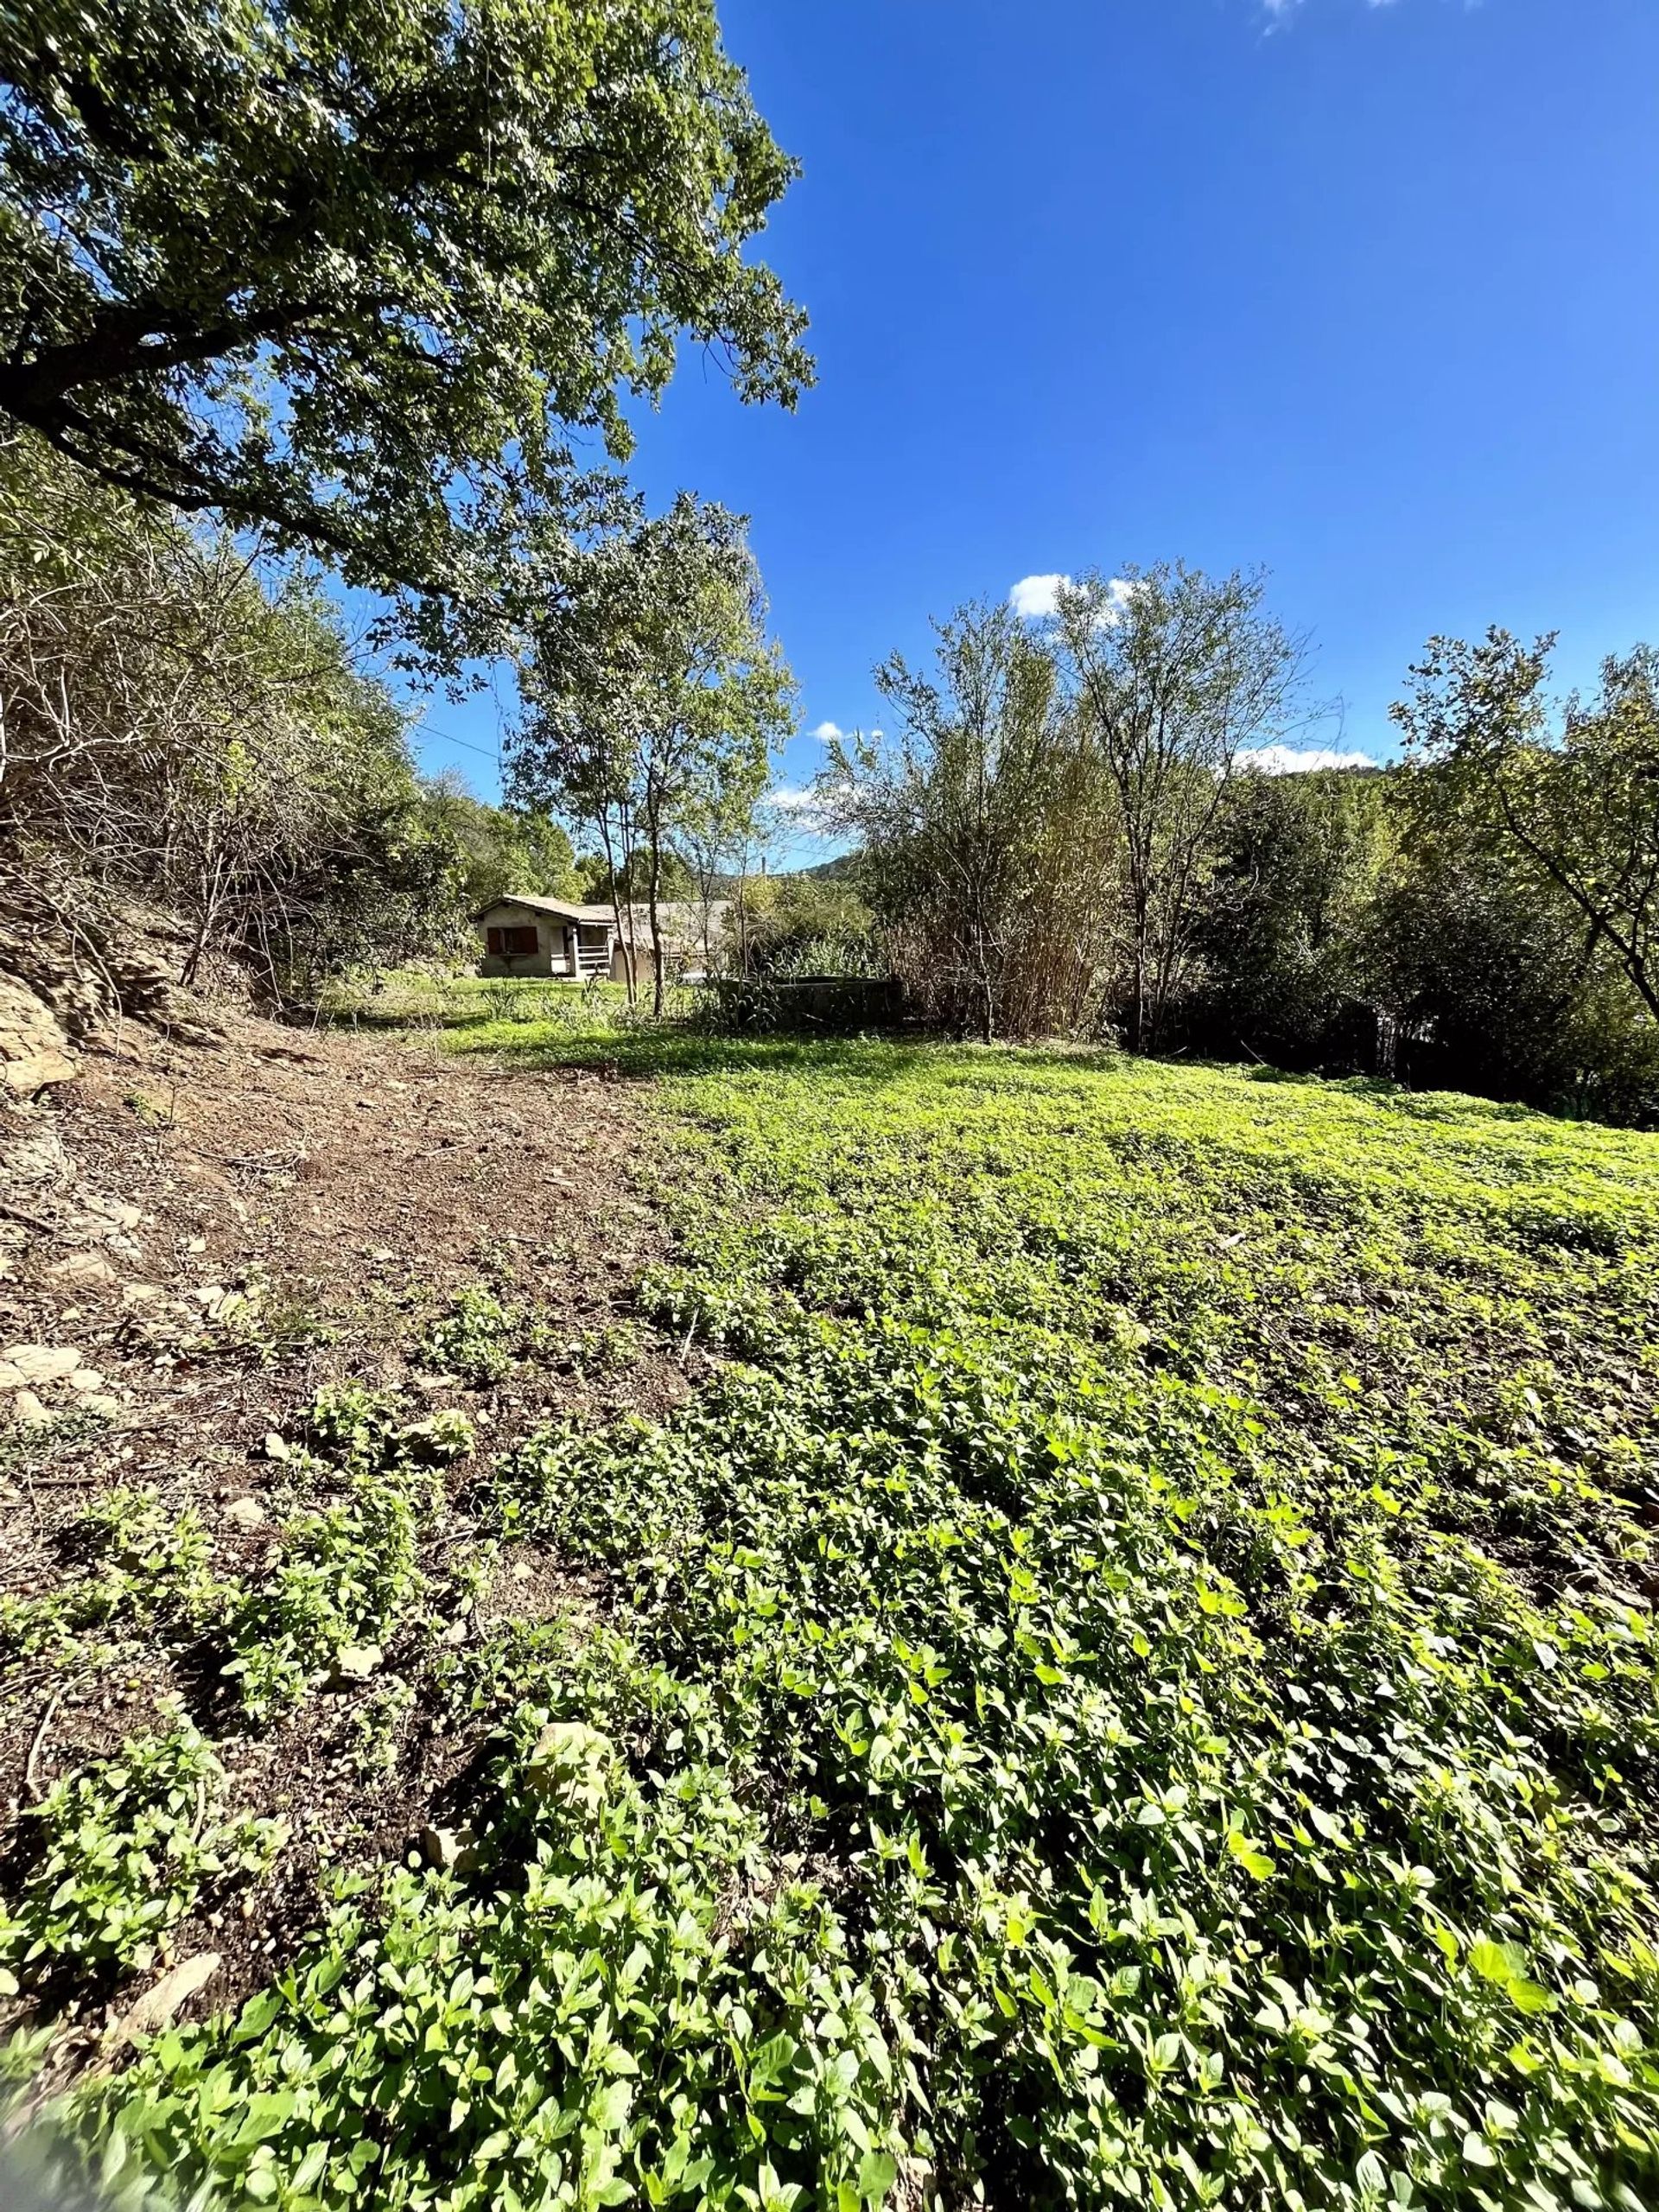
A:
512 493 794 1013
418 1288 522 1387
1 1484 232 1665
50 1038 1659 2209
416 1286 644 1390
579 847 697 906
226 1383 469 1716
1190 766 1390 1057
426 782 581 912
0 1709 283 1980
0 0 808 644
0 438 475 993
727 876 877 981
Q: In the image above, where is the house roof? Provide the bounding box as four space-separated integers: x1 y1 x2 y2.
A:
478 893 733 952
474 893 613 925
614 900 729 949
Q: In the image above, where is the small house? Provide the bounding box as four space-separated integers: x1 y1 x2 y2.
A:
476 894 731 984
476 895 617 980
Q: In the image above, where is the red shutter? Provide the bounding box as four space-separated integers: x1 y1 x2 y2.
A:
486 926 503 954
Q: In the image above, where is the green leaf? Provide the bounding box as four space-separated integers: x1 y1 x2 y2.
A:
856 2149 899 2204
1226 1832 1276 1880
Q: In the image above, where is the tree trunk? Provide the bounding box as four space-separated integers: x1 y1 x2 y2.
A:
645 796 666 1018
596 809 633 1005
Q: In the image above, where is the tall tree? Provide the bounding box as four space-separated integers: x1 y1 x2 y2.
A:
511 495 793 1011
1394 629 1659 1027
422 778 580 912
1052 563 1304 1051
0 0 810 659
1192 764 1391 1059
822 601 1070 1040
676 744 772 968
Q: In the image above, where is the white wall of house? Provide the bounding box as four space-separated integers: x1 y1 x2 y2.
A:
478 902 566 978
478 902 616 980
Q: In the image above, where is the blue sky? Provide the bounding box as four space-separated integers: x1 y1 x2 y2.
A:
412 0 1659 859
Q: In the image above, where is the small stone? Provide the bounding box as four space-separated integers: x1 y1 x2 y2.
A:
11 1390 50 1428
419 1825 461 1869
122 1284 164 1306
67 1368 108 1393
0 1361 25 1391
264 1431 290 1462
187 1237 207 1254
2 1047 78 1098
46 1253 119 1289
80 1394 122 1421
192 1285 226 1307
3 1344 82 1386
112 1952 222 2044
330 1643 382 1683
524 1720 613 1815
510 1560 536 1581
225 1496 267 1530
82 1195 144 1233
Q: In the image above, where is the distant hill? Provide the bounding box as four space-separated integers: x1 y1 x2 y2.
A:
793 851 863 883
703 849 865 896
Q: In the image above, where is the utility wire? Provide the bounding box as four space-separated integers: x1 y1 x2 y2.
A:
408 718 501 765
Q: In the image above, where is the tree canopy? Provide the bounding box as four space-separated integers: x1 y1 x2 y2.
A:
511 493 793 1008
1394 629 1659 1027
0 0 810 658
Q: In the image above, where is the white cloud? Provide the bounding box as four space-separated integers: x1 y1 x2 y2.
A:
769 785 823 816
1096 576 1138 625
1009 573 1138 626
1265 0 1403 17
1010 573 1069 620
1236 744 1377 775
807 719 844 742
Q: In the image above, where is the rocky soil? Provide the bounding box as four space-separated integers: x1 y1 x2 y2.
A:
0 971 685 2075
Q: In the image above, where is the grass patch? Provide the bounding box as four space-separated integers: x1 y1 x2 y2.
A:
29 1026 1659 2209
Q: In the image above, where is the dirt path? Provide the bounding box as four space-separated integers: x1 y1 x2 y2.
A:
0 1002 683 2055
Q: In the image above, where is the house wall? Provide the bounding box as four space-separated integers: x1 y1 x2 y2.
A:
610 938 696 986
477 902 568 979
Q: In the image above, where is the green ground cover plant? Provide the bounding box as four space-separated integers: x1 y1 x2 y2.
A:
0 1709 285 1980
31 1016 1659 2209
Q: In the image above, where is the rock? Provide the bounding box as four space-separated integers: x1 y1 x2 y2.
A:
79 1394 123 1421
264 1431 290 1462
330 1643 383 1684
122 1283 165 1306
0 1361 25 1391
46 1252 120 1290
81 1193 144 1233
10 1390 50 1428
418 1823 478 1873
225 1496 268 1530
3 1344 83 1386
112 1952 222 2044
524 1720 614 1817
0 975 79 1096
67 1368 108 1393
